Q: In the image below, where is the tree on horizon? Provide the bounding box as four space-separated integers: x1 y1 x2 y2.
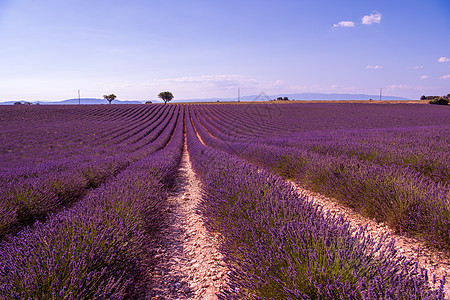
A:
103 94 117 104
158 91 174 104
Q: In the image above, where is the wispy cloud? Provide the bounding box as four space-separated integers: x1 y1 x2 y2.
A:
411 66 424 70
333 11 381 29
362 12 382 25
440 75 450 79
145 75 258 89
414 85 440 92
366 65 382 69
438 57 450 63
140 75 309 99
136 74 261 99
386 84 412 90
333 21 355 28
420 75 429 79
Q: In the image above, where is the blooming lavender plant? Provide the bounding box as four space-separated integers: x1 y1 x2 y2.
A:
185 107 444 299
0 107 185 298
191 104 450 251
0 105 180 240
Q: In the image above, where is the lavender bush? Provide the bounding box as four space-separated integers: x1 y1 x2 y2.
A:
190 104 450 250
0 107 185 298
0 105 180 240
185 108 444 299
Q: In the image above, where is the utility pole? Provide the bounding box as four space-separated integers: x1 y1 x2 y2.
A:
238 88 240 102
380 88 382 101
78 90 81 105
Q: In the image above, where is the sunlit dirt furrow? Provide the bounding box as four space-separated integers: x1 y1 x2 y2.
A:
146 140 228 299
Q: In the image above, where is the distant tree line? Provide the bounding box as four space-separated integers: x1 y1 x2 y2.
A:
420 94 449 105
14 101 34 105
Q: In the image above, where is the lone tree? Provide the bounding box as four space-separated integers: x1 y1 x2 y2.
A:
158 91 174 104
103 94 117 104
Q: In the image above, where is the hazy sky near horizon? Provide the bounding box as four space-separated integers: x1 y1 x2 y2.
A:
0 0 449 102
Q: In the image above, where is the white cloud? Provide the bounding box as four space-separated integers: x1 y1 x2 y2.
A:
333 21 355 28
440 75 450 79
362 12 382 25
366 65 382 69
137 74 263 99
413 85 440 92
386 84 412 90
438 57 450 63
147 75 258 89
420 75 429 79
411 66 424 70
139 75 323 99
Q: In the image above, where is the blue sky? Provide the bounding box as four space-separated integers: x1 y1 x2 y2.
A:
0 0 449 102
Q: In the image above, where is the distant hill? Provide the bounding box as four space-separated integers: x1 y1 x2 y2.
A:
173 93 411 102
176 92 410 102
0 98 144 105
46 98 144 105
270 93 410 101
0 93 411 105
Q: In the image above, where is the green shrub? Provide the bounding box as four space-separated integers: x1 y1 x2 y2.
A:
429 97 449 105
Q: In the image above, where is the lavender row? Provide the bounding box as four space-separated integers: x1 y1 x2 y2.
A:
0 105 165 169
205 103 450 136
89 105 167 150
197 105 450 185
0 105 177 185
237 143 450 250
0 106 181 240
0 107 185 299
186 108 444 299
200 104 450 173
0 106 128 166
202 104 287 137
249 127 450 185
0 104 167 169
196 107 449 189
191 106 450 250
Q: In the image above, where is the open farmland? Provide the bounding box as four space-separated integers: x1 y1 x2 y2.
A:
0 102 449 299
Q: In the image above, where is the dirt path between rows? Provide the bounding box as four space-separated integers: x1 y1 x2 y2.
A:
292 183 450 297
146 141 228 299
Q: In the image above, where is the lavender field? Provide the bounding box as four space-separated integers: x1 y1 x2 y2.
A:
0 102 449 299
